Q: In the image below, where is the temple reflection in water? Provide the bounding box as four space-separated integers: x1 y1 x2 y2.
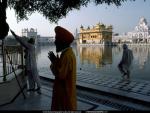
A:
130 46 150 69
34 44 150 80
78 45 112 68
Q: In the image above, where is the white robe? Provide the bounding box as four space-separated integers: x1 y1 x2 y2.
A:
15 36 41 88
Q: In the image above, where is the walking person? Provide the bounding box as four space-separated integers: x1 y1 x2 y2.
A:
48 26 77 110
118 44 134 79
10 30 41 93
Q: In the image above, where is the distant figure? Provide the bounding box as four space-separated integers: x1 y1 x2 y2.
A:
118 44 134 79
10 30 41 94
48 26 77 110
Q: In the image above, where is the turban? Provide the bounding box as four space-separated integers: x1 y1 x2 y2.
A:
54 26 74 44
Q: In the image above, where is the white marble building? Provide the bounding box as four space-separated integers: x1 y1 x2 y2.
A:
22 28 38 44
112 33 132 43
22 28 38 39
22 28 54 45
37 35 54 44
113 17 150 44
128 17 150 43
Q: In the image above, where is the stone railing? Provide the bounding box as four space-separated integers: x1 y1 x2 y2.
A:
0 45 24 82
0 45 26 106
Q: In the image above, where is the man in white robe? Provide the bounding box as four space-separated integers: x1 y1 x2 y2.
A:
11 30 41 93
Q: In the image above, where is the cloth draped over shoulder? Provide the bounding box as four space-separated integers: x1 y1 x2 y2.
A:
121 48 134 69
50 47 77 110
14 36 39 77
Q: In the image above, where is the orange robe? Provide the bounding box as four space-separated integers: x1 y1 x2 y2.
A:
50 47 77 110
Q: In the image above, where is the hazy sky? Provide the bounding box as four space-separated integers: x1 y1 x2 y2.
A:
6 0 150 37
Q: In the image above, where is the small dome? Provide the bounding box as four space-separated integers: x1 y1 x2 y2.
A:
139 17 147 25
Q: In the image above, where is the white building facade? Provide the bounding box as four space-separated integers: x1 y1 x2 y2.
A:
113 17 150 44
22 28 38 44
22 28 38 38
22 28 55 45
37 35 54 45
128 17 150 43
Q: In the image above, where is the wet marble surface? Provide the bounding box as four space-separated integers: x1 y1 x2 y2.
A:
0 73 150 111
0 78 116 111
77 71 150 103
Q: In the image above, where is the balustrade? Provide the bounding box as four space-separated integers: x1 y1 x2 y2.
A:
0 41 24 82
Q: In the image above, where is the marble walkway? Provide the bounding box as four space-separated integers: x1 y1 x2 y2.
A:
0 70 150 111
77 71 150 104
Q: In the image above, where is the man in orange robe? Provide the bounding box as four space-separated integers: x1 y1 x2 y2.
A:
48 26 77 110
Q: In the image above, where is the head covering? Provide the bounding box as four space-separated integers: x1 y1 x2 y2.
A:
123 43 128 49
54 26 74 44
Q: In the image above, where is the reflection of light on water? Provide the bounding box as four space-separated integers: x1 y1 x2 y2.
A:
79 45 112 68
139 59 146 70
96 61 106 68
139 65 144 69
36 45 150 81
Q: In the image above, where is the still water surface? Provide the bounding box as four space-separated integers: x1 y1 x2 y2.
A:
36 45 150 81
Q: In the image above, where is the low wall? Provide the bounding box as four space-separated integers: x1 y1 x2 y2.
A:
0 69 26 106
